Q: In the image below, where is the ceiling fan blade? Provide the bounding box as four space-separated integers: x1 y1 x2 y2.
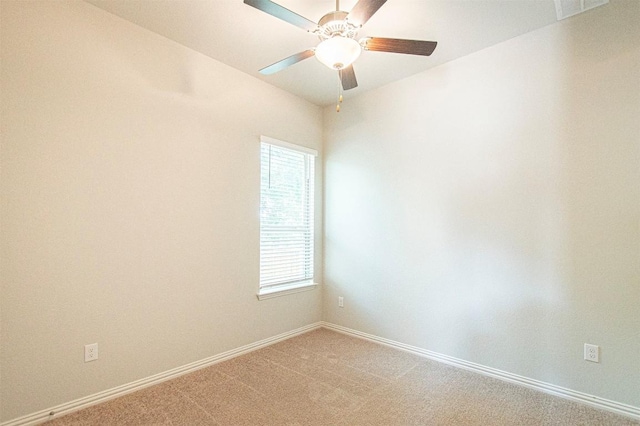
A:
340 65 358 91
362 37 437 56
244 0 318 32
347 0 388 27
259 49 316 75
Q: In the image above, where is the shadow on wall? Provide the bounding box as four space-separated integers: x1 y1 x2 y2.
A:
558 0 640 392
323 0 639 407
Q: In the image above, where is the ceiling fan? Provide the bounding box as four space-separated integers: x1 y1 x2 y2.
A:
244 0 437 103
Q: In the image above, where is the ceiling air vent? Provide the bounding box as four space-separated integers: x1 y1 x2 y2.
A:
555 0 609 20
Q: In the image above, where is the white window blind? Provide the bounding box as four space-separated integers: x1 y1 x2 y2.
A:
260 138 316 293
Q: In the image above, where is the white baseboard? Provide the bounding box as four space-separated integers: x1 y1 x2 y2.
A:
6 321 638 425
321 321 640 421
1 322 323 426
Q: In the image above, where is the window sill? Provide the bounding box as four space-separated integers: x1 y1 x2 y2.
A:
257 282 319 300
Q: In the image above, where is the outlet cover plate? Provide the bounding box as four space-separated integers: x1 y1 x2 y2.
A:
584 344 599 363
85 343 99 362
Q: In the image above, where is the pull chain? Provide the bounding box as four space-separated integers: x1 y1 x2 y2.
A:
335 0 344 112
336 71 344 112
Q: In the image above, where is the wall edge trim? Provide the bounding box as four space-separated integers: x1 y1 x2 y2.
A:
320 321 640 420
2 322 323 426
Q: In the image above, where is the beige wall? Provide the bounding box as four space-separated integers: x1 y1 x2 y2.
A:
0 1 322 421
324 0 639 408
2 0 639 422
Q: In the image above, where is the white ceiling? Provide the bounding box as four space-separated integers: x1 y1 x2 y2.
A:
84 0 559 106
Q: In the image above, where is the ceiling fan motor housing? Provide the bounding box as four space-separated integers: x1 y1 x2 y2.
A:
317 11 359 41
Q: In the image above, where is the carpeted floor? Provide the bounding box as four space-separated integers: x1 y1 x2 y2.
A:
47 328 638 425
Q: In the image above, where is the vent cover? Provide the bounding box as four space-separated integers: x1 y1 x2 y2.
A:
555 0 609 20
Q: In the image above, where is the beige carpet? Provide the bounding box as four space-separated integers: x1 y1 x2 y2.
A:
47 328 638 425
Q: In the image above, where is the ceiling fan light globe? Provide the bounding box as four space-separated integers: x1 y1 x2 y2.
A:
315 37 361 70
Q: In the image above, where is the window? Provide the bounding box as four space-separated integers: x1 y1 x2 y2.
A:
258 136 317 299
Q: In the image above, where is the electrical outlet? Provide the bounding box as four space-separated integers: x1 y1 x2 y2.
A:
84 343 98 362
338 296 344 308
584 344 599 363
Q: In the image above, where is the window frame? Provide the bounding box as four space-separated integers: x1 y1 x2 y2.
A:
257 135 318 300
